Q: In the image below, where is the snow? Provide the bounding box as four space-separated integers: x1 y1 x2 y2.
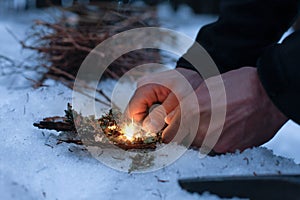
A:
0 3 300 200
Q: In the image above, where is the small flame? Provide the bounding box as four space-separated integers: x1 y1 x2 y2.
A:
108 125 117 130
122 118 135 141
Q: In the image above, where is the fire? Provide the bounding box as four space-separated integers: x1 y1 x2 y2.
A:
123 124 135 140
122 118 135 141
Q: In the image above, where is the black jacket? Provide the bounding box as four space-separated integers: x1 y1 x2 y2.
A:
177 0 300 124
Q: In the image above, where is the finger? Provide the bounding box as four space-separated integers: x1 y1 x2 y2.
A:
162 89 201 146
160 92 179 114
143 92 179 132
143 105 166 133
161 107 182 143
164 110 175 124
126 84 170 122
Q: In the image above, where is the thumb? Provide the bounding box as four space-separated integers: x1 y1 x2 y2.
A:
143 105 166 133
143 92 179 133
164 109 176 124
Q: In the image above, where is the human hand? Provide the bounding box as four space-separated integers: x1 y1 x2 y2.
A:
126 68 203 132
163 67 288 153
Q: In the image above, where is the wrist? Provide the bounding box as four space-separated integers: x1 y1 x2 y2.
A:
255 68 288 127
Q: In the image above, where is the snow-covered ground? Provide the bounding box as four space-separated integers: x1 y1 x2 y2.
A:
1 3 300 200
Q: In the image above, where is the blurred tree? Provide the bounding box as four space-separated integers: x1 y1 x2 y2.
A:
34 0 220 14
36 0 62 7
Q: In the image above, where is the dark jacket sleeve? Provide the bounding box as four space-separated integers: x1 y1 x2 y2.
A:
177 0 300 123
257 31 300 124
177 0 299 72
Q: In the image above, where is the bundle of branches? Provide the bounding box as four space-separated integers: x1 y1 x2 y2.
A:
19 3 160 104
34 104 163 150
